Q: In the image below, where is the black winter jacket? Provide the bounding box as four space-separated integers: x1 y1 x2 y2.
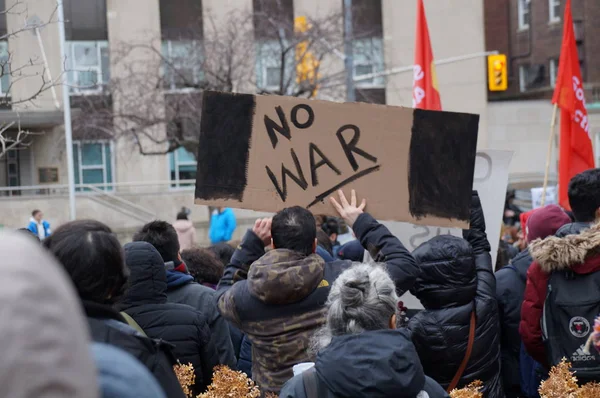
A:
408 192 503 398
280 329 449 398
84 300 186 398
118 242 220 394
495 248 532 397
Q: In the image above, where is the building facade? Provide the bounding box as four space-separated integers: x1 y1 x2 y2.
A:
484 0 600 198
1 0 489 237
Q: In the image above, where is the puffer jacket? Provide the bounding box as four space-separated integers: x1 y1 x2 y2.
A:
217 213 419 394
520 223 600 368
408 192 503 398
118 242 219 395
280 329 449 398
173 219 197 250
495 249 532 397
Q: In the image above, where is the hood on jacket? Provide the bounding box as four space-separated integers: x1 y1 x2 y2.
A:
166 269 194 289
510 249 532 283
173 219 194 233
121 242 168 307
316 329 426 397
247 249 324 305
555 222 591 238
0 232 99 398
411 235 476 309
530 222 600 273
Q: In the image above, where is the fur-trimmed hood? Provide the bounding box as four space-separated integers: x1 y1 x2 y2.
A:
529 222 600 273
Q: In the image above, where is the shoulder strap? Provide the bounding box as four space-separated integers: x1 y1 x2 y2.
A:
447 310 476 393
302 367 328 398
120 312 148 337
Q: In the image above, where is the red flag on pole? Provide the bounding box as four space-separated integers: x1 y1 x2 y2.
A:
413 0 441 110
552 0 595 210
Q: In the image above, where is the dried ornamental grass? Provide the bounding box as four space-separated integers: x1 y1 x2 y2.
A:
449 380 483 398
174 362 196 398
577 382 600 398
539 359 579 398
198 365 261 398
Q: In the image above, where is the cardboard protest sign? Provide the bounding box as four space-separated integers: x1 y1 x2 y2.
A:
379 150 513 310
194 91 480 227
531 186 557 209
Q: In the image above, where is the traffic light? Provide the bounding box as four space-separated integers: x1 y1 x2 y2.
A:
487 54 507 91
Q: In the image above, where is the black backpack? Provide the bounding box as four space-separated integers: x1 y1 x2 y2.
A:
542 269 600 381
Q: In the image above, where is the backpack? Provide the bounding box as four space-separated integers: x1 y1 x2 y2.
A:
542 269 600 381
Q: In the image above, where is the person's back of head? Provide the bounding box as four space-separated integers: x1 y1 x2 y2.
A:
17 227 40 242
568 168 600 223
181 247 224 286
43 220 128 305
0 232 99 398
133 221 180 263
207 242 235 266
313 263 398 351
271 206 316 256
321 217 339 241
176 211 188 220
411 235 477 310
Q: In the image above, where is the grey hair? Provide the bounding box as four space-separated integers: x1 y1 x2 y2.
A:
311 262 398 352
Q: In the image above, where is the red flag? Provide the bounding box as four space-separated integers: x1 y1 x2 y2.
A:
413 0 441 110
552 0 595 210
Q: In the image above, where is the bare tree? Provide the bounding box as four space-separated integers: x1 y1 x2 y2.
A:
75 0 384 157
0 0 61 159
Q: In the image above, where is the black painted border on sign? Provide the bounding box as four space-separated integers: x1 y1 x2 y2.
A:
195 91 256 201
408 108 479 222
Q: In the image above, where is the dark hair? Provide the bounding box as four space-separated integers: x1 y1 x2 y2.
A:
132 221 179 263
317 229 333 255
181 248 224 286
568 169 600 222
321 217 340 238
43 220 128 304
207 242 235 266
32 209 41 217
17 228 40 242
176 212 188 220
271 206 316 256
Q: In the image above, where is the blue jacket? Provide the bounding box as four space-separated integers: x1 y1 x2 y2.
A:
209 208 236 244
27 219 51 238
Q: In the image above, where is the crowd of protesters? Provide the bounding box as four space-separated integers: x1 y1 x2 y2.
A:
4 168 600 397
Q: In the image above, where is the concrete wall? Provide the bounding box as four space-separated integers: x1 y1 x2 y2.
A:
382 0 489 148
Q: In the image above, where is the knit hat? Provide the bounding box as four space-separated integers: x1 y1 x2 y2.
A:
526 205 571 243
337 240 364 262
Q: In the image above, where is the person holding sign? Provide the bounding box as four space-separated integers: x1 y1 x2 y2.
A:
215 190 419 394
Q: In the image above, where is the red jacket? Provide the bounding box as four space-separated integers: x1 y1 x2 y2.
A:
519 223 600 367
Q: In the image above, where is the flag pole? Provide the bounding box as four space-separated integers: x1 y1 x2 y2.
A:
541 103 558 207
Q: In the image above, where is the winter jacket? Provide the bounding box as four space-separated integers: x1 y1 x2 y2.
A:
209 208 237 244
118 242 220 394
408 192 503 398
0 232 98 398
280 329 448 398
520 223 600 368
173 219 197 250
555 221 591 238
166 271 237 369
495 249 532 397
238 334 253 378
217 213 419 394
279 330 448 398
91 343 166 398
84 300 186 398
26 218 51 239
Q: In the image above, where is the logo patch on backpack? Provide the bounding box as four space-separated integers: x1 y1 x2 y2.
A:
571 344 595 362
569 316 591 338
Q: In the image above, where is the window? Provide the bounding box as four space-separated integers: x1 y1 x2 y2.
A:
0 41 9 95
161 40 203 91
518 0 531 30
519 65 529 92
169 147 196 188
549 59 558 87
265 66 281 91
66 41 110 94
549 0 561 23
353 37 385 88
73 141 114 191
256 40 294 94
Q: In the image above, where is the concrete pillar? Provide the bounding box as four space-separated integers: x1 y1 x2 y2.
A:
382 0 488 148
107 0 168 184
6 0 63 111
